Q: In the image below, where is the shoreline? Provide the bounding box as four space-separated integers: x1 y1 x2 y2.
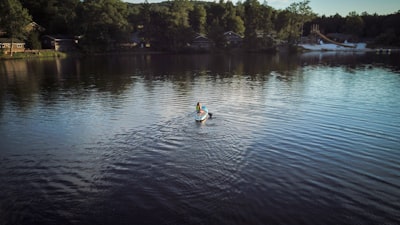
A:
0 50 68 60
2 47 399 61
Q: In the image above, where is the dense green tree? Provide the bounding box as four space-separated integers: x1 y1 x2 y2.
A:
374 12 400 46
26 31 42 49
243 0 262 49
79 0 131 52
206 1 228 30
20 0 56 31
134 0 195 51
284 0 315 44
275 10 292 43
260 4 274 34
6 0 400 53
235 1 245 20
361 13 381 38
208 19 226 48
167 0 196 50
296 0 315 35
225 1 245 34
20 0 80 34
190 4 207 34
53 0 80 34
258 3 277 49
126 3 143 33
169 0 193 28
314 13 345 34
146 4 171 50
343 11 364 38
0 0 32 56
136 0 152 43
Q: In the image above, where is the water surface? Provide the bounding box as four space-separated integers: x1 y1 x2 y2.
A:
1 52 399 225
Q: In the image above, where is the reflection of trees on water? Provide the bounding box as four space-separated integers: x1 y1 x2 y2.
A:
0 60 40 112
1 52 398 112
135 53 301 80
0 57 138 112
299 51 400 72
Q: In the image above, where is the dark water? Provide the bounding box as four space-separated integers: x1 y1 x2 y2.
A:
1 52 399 225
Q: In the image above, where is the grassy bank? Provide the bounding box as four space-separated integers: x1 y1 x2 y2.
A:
0 50 67 60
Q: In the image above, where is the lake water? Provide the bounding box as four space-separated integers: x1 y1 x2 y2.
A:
0 52 399 225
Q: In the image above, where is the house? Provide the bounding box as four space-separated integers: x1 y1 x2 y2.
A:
190 34 213 50
41 35 80 51
25 22 45 33
0 38 25 54
1 22 45 38
224 31 243 47
118 32 149 49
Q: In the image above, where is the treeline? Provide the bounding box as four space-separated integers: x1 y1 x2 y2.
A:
309 11 400 47
1 0 399 53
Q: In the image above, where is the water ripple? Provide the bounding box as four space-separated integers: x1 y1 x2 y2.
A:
1 54 400 224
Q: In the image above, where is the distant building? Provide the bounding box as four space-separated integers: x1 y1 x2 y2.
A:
25 22 45 33
0 22 45 53
0 22 45 37
0 38 25 54
42 35 80 51
224 31 243 47
190 34 213 50
118 32 150 49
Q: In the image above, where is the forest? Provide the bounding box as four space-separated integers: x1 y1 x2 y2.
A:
1 0 399 53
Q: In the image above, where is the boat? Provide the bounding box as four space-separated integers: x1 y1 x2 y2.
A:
300 41 369 51
194 105 208 122
300 24 369 52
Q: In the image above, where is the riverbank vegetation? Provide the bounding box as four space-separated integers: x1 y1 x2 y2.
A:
1 0 399 54
0 50 67 60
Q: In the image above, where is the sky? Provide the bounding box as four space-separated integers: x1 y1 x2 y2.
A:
124 0 400 16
